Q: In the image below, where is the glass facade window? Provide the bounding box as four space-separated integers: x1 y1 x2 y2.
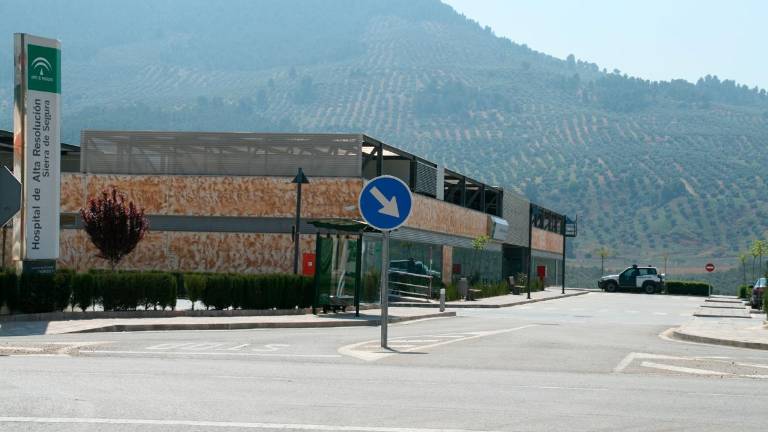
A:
452 247 502 284
359 237 445 303
531 256 563 287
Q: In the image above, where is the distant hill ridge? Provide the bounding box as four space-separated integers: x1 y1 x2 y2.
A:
1 0 766 267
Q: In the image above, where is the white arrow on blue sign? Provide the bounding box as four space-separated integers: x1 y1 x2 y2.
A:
358 175 413 231
0 166 22 227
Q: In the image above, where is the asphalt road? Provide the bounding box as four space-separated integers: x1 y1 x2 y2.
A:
2 292 767 431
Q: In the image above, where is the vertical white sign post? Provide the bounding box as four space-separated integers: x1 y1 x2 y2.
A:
358 175 413 349
13 33 61 274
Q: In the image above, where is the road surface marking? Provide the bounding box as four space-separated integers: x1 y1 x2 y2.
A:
741 375 768 379
421 334 467 339
0 417 500 432
736 362 768 369
252 344 290 352
640 361 732 376
614 352 699 373
0 346 43 352
186 343 225 351
653 312 668 315
391 339 439 343
339 325 538 361
221 344 250 351
82 350 340 358
147 343 194 350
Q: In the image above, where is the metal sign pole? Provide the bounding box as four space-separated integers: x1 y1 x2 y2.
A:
380 230 390 348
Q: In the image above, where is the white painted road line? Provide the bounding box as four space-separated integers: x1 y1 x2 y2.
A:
186 343 225 351
146 343 194 350
339 325 538 362
640 361 732 376
0 346 43 352
0 416 501 432
221 344 251 351
82 350 341 358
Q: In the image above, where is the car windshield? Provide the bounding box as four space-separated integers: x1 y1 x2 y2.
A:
757 278 767 287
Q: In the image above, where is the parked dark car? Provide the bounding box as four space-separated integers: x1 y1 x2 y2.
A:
751 278 767 309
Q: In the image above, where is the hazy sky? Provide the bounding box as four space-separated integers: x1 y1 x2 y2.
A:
442 0 768 89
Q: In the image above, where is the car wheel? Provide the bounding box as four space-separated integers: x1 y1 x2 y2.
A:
605 282 617 293
643 283 656 294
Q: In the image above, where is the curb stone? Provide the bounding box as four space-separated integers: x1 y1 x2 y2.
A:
391 290 589 309
671 328 768 351
69 311 457 334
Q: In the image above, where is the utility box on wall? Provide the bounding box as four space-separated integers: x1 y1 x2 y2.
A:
536 265 547 279
302 253 316 276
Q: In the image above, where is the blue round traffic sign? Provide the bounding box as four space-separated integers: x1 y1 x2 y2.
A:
358 175 413 231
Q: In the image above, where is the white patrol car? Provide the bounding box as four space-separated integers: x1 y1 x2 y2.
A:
598 265 665 294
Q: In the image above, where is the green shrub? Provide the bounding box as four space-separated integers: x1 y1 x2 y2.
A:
72 272 97 311
665 281 710 296
738 285 751 299
444 283 460 301
763 289 767 317
203 274 233 310
144 272 177 310
11 270 72 313
184 273 207 310
99 272 134 310
530 278 544 292
474 281 508 298
0 269 18 309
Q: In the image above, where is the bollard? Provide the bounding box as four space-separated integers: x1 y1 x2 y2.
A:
439 288 446 312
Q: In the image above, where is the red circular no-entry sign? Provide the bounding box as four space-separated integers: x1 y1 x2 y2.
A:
705 263 715 272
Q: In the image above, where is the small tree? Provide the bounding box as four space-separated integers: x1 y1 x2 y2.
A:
739 252 749 288
470 235 490 284
80 187 149 271
750 240 761 281
596 246 611 275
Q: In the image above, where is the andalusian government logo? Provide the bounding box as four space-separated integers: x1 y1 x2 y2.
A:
27 44 60 94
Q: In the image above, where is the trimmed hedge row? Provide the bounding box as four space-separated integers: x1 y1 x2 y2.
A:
0 269 311 313
72 271 178 311
665 281 710 296
189 273 313 310
0 269 177 313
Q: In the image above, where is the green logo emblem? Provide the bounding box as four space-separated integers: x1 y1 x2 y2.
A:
27 44 60 94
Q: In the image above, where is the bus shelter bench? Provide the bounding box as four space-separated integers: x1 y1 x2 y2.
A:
319 294 354 313
467 288 483 301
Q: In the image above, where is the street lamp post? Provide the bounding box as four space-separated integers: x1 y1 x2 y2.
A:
291 167 309 275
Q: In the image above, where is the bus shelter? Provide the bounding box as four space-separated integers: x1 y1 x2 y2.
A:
309 219 377 317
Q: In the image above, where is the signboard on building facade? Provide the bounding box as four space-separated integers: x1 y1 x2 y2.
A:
13 33 61 268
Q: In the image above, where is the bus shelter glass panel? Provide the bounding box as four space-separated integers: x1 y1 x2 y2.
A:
360 236 382 304
315 236 360 310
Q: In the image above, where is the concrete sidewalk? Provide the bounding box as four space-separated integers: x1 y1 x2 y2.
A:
0 308 455 337
672 316 768 350
392 288 588 308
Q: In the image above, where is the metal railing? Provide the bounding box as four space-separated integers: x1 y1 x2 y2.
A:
388 269 434 300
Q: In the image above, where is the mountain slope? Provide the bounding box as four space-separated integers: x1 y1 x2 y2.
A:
2 0 767 268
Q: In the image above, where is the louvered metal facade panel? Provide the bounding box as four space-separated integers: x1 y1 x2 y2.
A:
368 227 502 252
414 160 437 197
81 131 363 177
502 191 530 247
